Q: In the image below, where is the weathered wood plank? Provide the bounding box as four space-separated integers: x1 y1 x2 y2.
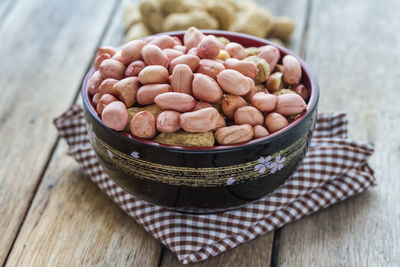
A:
5 142 161 267
159 0 309 265
0 0 118 263
160 234 274 267
0 0 17 25
278 0 400 265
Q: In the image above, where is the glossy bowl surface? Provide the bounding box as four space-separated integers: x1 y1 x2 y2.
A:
82 30 319 213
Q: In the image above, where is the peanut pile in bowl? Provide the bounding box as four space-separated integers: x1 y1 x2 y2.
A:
87 27 308 147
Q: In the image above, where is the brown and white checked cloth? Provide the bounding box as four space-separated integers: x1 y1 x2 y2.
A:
54 105 376 264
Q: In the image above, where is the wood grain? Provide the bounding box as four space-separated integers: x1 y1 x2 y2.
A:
0 0 118 263
5 142 161 267
278 0 400 265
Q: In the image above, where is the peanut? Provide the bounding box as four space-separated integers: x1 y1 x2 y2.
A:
94 53 111 71
214 114 226 130
223 58 257 79
154 130 215 147
126 104 163 126
183 27 205 50
217 69 250 96
156 110 181 133
251 92 277 112
217 37 230 46
169 54 200 72
163 11 218 32
245 47 260 57
216 50 230 61
270 17 296 40
258 45 280 71
101 101 128 131
180 107 219 132
292 83 309 101
88 71 103 95
273 88 296 96
96 46 117 58
136 84 171 105
163 48 184 61
92 93 102 107
282 55 302 86
225 42 246 60
197 35 220 59
266 72 284 92
244 56 270 83
138 65 169 84
139 0 165 33
234 106 264 126
97 94 118 115
253 125 269 138
187 47 198 56
191 101 212 111
130 111 156 139
149 35 176 49
125 60 146 77
243 77 256 102
214 124 254 145
192 73 223 103
154 92 196 112
275 93 307 115
99 59 126 80
141 44 169 68
99 78 118 95
196 59 225 80
112 77 140 107
265 112 288 133
173 45 187 54
170 64 193 95
207 1 236 30
229 8 273 38
120 40 147 65
124 23 151 43
221 94 247 119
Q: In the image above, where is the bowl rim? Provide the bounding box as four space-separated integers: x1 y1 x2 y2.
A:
82 30 319 153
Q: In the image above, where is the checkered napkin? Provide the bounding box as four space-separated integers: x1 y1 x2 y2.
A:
54 105 376 264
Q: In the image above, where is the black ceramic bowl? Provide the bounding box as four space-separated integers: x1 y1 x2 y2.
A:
82 30 319 213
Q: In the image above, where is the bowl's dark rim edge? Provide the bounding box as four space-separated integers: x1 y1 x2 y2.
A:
82 30 320 154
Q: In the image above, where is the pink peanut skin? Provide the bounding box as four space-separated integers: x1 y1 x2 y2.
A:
92 93 102 107
191 101 213 111
130 111 156 139
170 64 193 95
99 78 119 95
136 84 171 105
149 35 176 49
173 45 187 54
266 72 283 92
223 58 258 79
184 27 205 50
99 59 125 80
196 59 225 80
94 53 111 71
214 124 254 145
187 47 198 56
217 69 250 96
253 125 269 138
192 73 223 103
221 94 247 119
275 93 307 115
258 45 280 71
97 94 118 115
197 35 220 59
101 101 128 131
88 71 103 95
163 48 184 61
169 55 200 72
180 107 219 132
265 112 288 133
234 106 264 126
225 42 246 60
243 77 256 102
97 46 117 58
125 60 146 77
154 92 196 112
156 110 181 133
282 55 302 85
292 84 309 101
120 40 146 65
138 65 169 84
214 114 226 130
251 92 277 112
141 44 169 68
112 77 140 107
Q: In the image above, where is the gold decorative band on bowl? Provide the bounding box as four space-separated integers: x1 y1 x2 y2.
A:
90 132 308 187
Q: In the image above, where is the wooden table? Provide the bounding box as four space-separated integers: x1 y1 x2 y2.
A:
1 0 399 266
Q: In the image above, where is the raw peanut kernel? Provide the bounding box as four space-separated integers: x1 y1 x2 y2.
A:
96 46 117 57
251 92 277 112
173 45 187 54
141 44 169 68
225 42 246 60
265 112 288 133
243 77 256 103
97 94 118 115
266 72 284 92
197 35 220 59
92 93 102 107
275 93 307 115
221 94 247 119
196 59 225 80
234 106 264 126
130 111 156 139
94 53 111 71
292 84 309 101
154 92 196 112
223 58 258 79
112 77 140 107
214 124 254 145
136 84 171 105
184 27 205 50
88 71 103 95
149 35 176 49
157 110 181 133
253 125 269 138
192 73 223 103
180 107 220 132
138 65 169 84
99 59 125 80
258 45 280 71
169 55 200 73
282 55 302 86
163 48 184 61
191 101 213 111
99 78 118 95
170 64 193 95
125 60 146 77
187 47 198 56
217 69 251 96
101 101 128 131
120 40 146 65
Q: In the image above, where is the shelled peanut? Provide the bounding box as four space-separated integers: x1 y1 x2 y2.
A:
88 27 309 147
123 0 295 45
